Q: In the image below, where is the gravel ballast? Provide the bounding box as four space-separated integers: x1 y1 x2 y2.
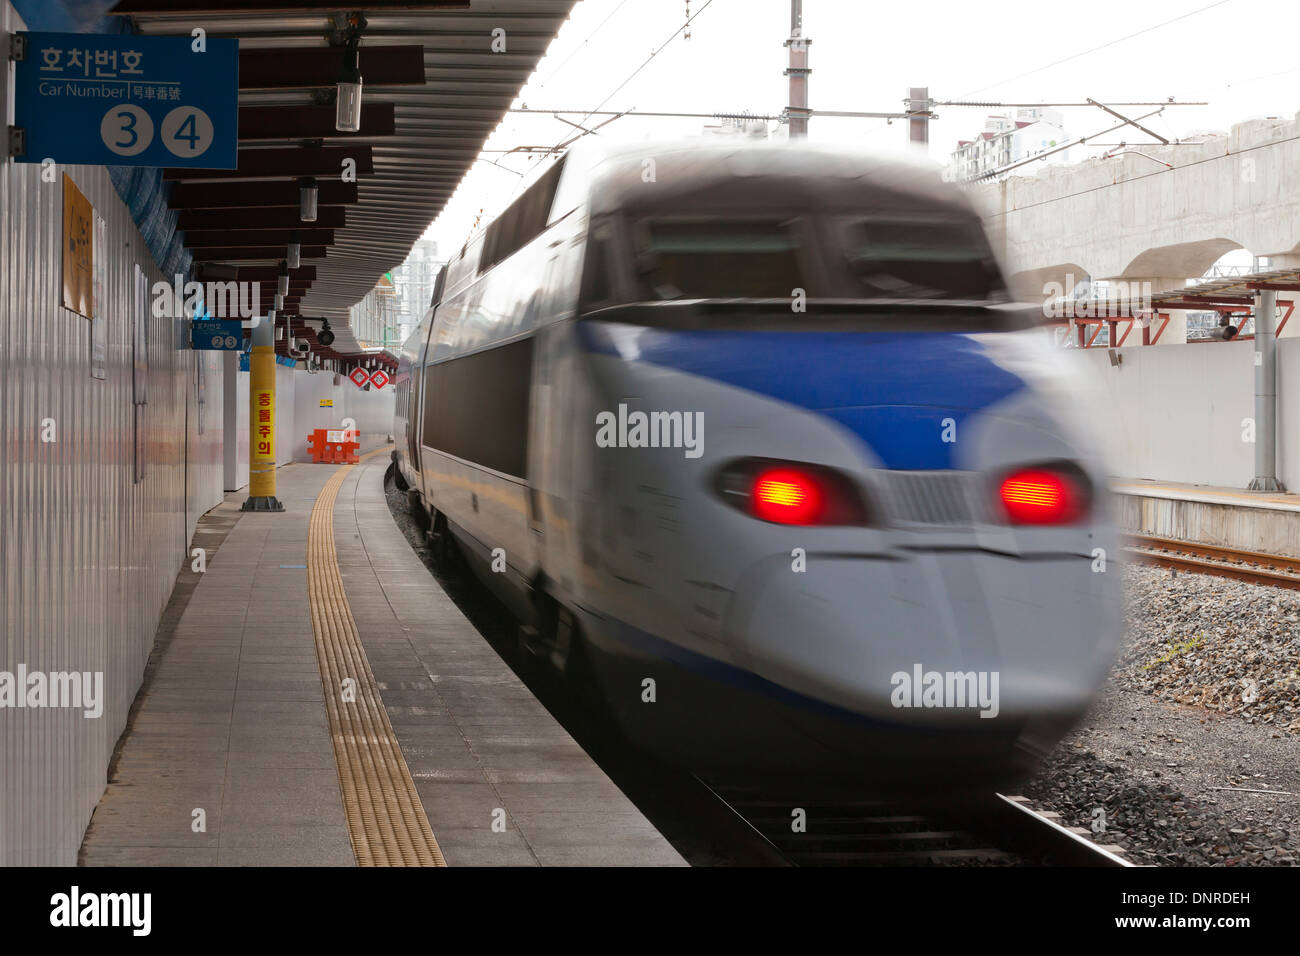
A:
1115 564 1300 734
1024 564 1300 866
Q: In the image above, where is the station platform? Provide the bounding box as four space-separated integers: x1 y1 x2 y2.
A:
1113 478 1300 556
79 451 684 867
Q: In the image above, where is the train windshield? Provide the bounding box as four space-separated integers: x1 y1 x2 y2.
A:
620 214 1005 306
838 217 1004 300
631 218 808 300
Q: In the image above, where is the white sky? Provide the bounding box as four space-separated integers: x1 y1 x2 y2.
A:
420 0 1300 256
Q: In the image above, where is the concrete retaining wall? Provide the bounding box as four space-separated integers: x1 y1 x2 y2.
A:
1068 337 1300 489
1116 491 1300 557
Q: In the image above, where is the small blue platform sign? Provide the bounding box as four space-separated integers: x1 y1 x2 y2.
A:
13 32 238 169
191 318 243 351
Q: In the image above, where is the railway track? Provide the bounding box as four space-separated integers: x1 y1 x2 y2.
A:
387 471 1137 868
1125 534 1300 591
695 778 1133 866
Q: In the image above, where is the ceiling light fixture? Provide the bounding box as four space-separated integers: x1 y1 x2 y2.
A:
335 14 367 133
299 176 318 223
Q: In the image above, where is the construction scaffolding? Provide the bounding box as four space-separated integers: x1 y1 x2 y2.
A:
1043 268 1299 349
349 281 400 351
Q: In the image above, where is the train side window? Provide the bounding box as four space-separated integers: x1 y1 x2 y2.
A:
429 265 447 310
580 222 615 309
479 158 566 275
421 337 533 478
407 358 421 464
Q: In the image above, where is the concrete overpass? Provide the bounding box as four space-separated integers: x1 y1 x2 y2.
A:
965 109 1300 491
970 109 1300 343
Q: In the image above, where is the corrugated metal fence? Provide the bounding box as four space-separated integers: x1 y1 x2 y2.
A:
1 12 225 862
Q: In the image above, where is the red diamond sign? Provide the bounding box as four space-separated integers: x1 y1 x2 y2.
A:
369 369 390 389
348 366 369 388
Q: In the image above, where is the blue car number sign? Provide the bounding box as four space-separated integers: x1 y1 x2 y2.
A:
13 32 238 169
191 319 244 351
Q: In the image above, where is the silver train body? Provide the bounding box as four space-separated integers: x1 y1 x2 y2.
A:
393 141 1121 788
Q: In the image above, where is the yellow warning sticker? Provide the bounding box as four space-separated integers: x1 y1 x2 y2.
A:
62 174 94 318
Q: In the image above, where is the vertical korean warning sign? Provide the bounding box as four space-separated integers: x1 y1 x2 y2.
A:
254 387 275 466
62 173 93 318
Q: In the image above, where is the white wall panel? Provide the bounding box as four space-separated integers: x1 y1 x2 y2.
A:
223 358 249 492
275 363 296 474
290 371 394 462
1067 339 1296 489
348 383 396 449
0 0 223 866
186 349 226 539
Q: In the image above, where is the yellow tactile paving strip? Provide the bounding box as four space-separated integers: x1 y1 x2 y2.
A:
308 450 447 866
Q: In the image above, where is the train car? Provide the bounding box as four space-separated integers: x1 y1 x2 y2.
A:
392 140 1122 789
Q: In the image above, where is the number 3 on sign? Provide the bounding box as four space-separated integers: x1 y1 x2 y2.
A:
100 105 154 157
161 106 214 158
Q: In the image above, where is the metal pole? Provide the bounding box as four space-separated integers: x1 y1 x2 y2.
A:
243 315 285 511
1249 288 1284 491
908 86 929 146
784 0 810 137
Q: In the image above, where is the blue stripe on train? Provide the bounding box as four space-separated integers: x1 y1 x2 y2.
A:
577 322 1026 470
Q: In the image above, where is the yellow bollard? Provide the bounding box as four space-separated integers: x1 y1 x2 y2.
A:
242 315 284 512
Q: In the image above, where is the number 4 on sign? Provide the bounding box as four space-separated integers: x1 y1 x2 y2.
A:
176 114 199 149
161 106 214 158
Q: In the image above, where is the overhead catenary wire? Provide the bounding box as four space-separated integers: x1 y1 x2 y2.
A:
456 0 703 197
508 1 1214 163
530 0 637 96
959 0 1236 97
548 0 720 152
1174 63 1300 100
429 2 1221 260
447 1 644 194
977 130 1300 218
505 101 1207 123
965 106 1170 183
472 156 524 177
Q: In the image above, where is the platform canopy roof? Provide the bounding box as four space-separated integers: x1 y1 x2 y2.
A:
1043 268 1300 318
1156 268 1300 311
109 0 579 360
1041 267 1300 348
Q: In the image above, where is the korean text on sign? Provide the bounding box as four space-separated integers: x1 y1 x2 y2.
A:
13 32 238 169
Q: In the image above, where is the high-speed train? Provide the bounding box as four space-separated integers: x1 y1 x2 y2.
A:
391 140 1121 788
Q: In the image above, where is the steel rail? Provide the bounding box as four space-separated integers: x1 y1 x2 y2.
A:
1125 534 1300 590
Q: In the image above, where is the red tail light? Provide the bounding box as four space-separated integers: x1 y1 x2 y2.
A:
714 458 871 527
998 468 1086 525
753 469 823 524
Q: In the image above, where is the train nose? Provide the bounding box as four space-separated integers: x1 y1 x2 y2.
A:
726 547 1121 726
